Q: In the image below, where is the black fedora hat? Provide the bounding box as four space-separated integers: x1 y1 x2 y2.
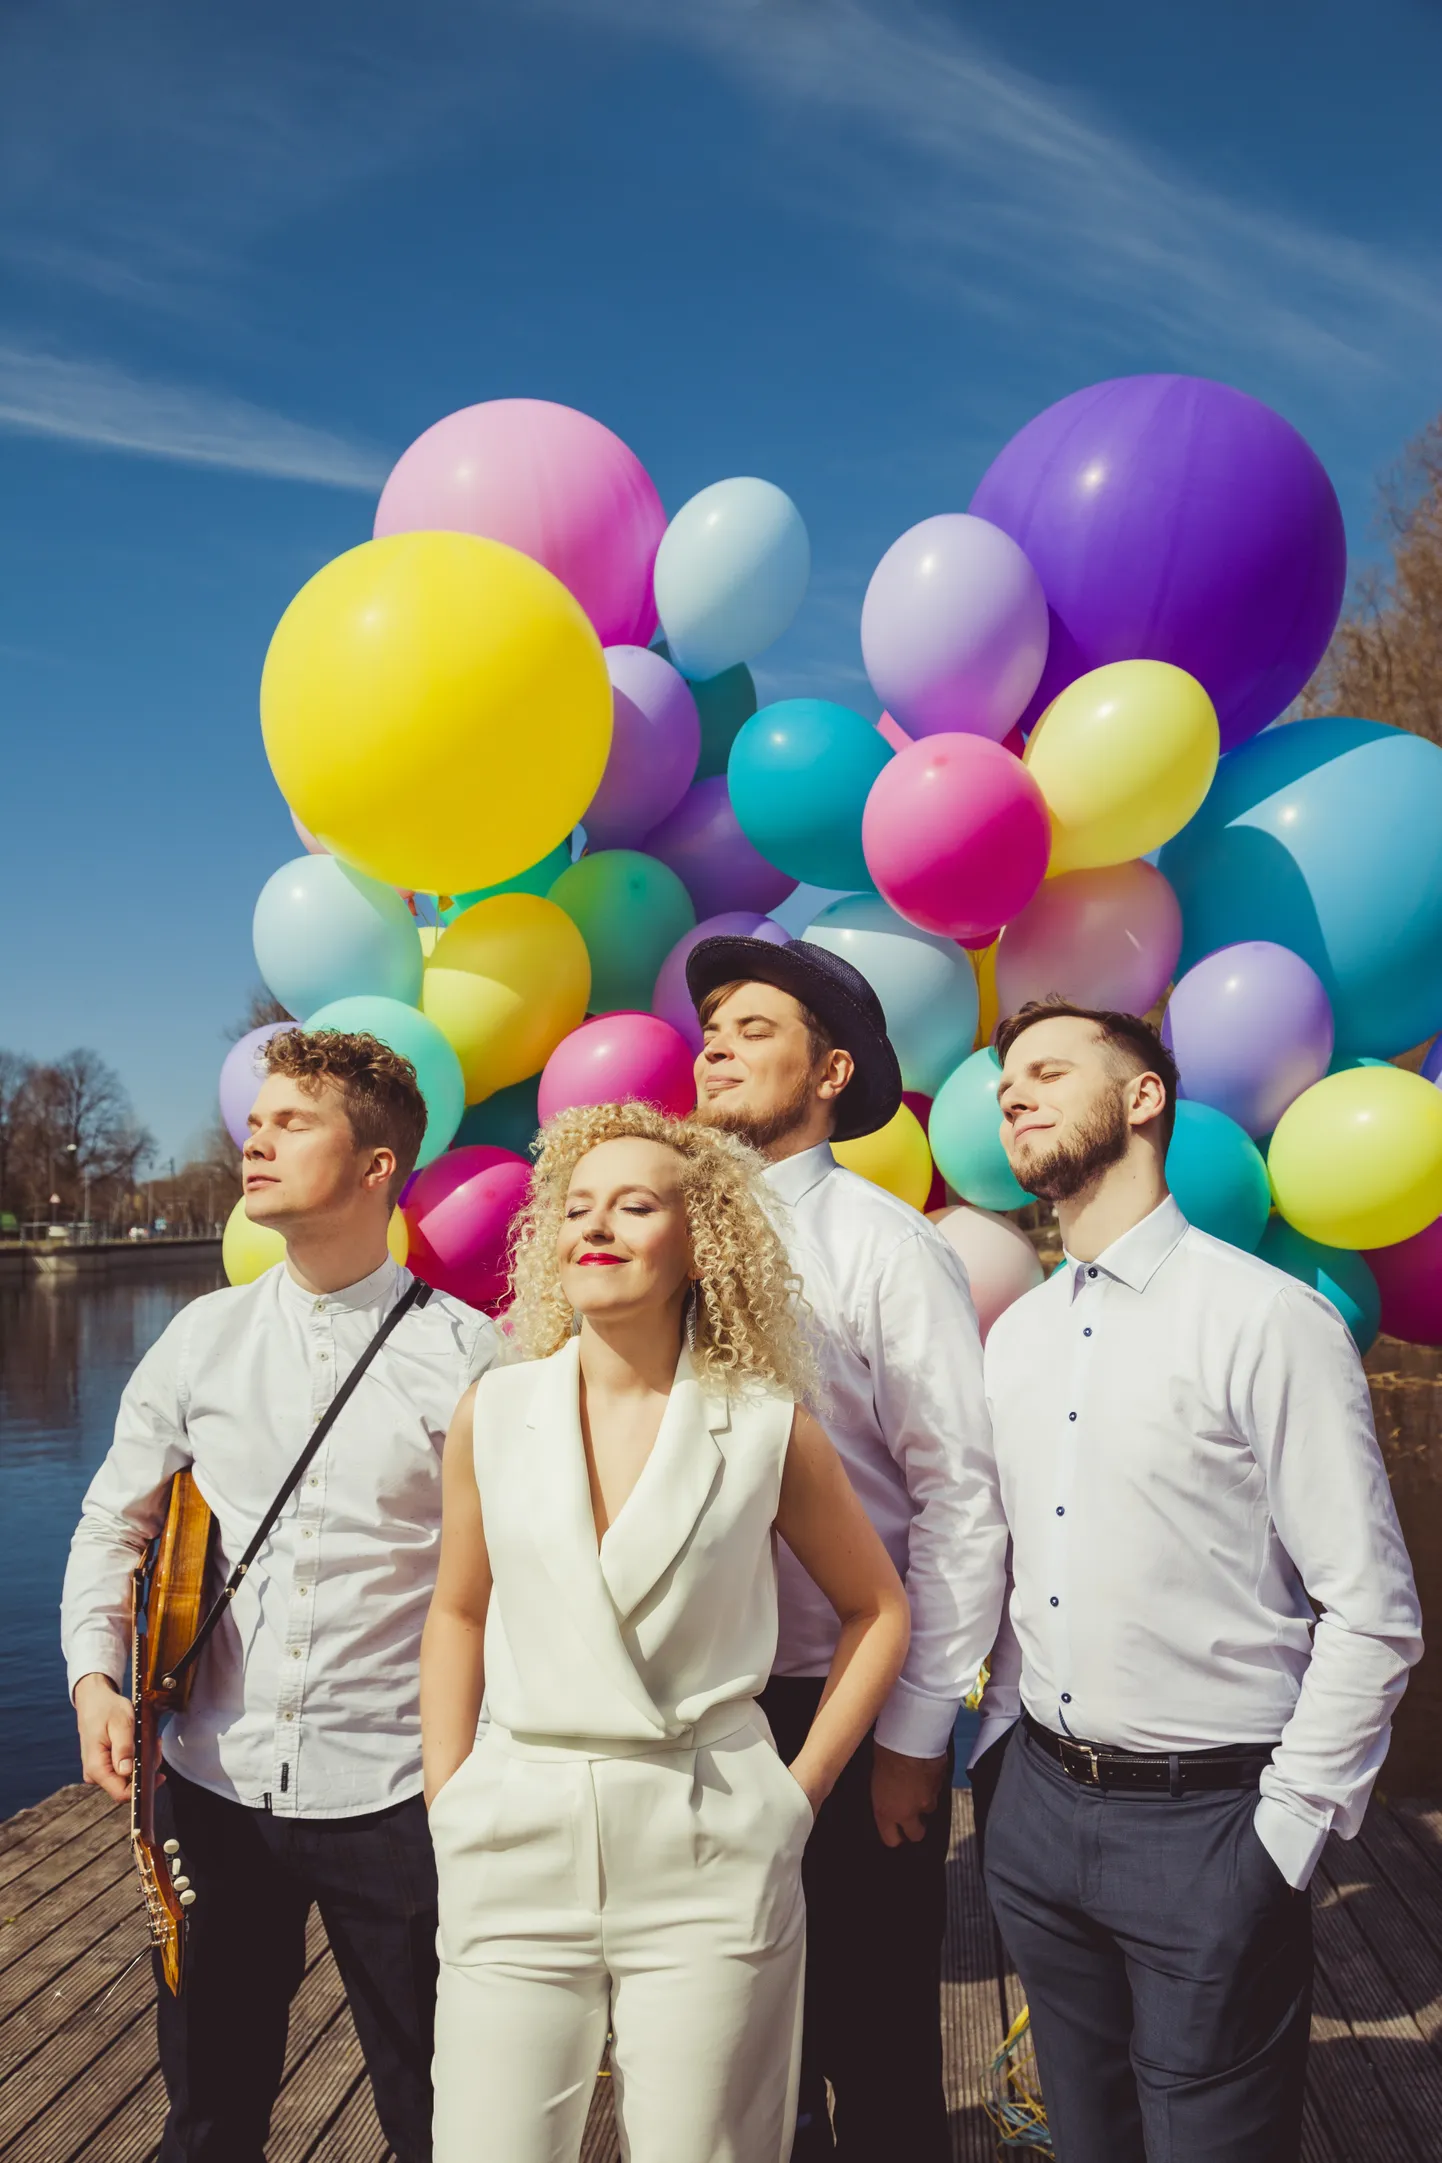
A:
685 935 903 1144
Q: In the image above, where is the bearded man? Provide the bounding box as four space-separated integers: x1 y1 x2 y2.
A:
687 934 1007 2163
976 998 1421 2163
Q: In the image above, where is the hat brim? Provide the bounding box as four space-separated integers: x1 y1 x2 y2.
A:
685 936 904 1143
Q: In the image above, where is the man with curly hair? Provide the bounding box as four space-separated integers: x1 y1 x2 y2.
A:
62 1028 499 2163
688 935 1007 2163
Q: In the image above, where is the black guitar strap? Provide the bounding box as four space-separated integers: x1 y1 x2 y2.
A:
158 1278 434 1694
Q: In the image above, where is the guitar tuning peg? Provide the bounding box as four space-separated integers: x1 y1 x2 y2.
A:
163 1840 180 1856
179 1888 198 1907
168 1855 185 1876
171 1875 191 1891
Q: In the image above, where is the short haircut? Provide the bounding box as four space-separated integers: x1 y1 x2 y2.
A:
262 1028 428 1193
994 998 1180 1144
697 980 835 1069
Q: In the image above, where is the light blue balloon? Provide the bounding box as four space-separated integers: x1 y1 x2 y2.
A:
454 1075 540 1159
654 478 810 681
303 995 464 1167
804 894 979 1097
929 1048 1029 1211
1160 719 1442 1056
1165 1101 1270 1250
729 700 889 891
253 856 422 1018
1255 1218 1380 1354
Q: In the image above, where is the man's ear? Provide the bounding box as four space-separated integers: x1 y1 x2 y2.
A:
364 1146 399 1193
817 1048 856 1104
1128 1071 1169 1131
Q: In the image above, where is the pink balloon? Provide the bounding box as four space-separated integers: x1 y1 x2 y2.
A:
876 711 912 753
996 861 1183 1018
928 1203 1045 1340
1363 1216 1442 1347
652 912 790 1055
402 1145 532 1315
374 399 667 648
538 1012 697 1124
291 809 327 855
862 733 1050 940
1001 725 1026 758
584 647 701 851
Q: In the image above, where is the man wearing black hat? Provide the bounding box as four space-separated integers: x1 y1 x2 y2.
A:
689 934 1007 2163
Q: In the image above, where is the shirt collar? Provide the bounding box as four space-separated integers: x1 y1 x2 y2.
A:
762 1140 837 1208
277 1253 403 1315
1064 1194 1189 1297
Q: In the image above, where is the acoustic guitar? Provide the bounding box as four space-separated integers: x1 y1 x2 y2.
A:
130 1470 215 1995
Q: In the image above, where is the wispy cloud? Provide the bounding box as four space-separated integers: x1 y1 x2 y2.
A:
0 344 388 489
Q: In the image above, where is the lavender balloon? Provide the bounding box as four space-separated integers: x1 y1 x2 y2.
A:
653 911 790 1053
1162 942 1334 1138
970 376 1346 752
218 1022 291 1148
643 775 796 920
1423 1036 1442 1088
861 514 1049 741
584 646 701 851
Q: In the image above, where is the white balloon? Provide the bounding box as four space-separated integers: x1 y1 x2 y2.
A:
654 478 810 681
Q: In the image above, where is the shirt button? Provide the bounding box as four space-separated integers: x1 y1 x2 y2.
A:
315 1300 327 1312
291 1648 302 1660
308 1477 318 1488
298 1586 308 1597
1061 1693 1072 1705
285 1712 295 1722
1087 1267 1098 1279
1068 1411 1077 1422
1050 1595 1060 1607
318 1351 331 1363
1083 1327 1092 1338
303 1528 313 1539
1056 1506 1065 1516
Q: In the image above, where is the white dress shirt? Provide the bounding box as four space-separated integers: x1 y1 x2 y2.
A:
764 1143 1006 1759
62 1257 498 1818
980 1196 1422 1887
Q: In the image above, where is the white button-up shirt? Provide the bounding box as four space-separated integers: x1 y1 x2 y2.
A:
981 1196 1422 1887
61 1257 497 1818
764 1143 1006 1759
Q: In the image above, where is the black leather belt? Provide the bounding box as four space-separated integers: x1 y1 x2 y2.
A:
1023 1715 1274 1793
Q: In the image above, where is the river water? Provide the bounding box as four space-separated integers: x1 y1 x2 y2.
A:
0 1256 222 1821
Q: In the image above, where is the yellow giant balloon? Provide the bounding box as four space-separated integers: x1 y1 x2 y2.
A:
1024 661 1219 875
421 893 591 1104
833 1102 934 1212
223 1198 408 1285
1268 1066 1442 1249
261 533 612 896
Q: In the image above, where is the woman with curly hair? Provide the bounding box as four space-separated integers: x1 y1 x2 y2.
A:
420 1100 910 2163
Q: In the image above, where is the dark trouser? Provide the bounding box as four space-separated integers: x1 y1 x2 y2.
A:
760 1676 953 2163
983 1724 1313 2163
154 1769 439 2163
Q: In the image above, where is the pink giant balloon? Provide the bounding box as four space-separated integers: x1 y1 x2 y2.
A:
862 733 1050 940
995 861 1183 1018
1363 1215 1442 1347
538 1012 697 1123
929 1204 1045 1340
402 1145 532 1315
374 399 667 648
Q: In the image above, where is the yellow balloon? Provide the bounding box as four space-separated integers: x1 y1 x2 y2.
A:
833 1102 934 1212
421 893 591 1104
418 925 441 959
971 940 999 1050
1024 661 1219 875
261 533 612 896
1268 1066 1442 1249
223 1198 408 1285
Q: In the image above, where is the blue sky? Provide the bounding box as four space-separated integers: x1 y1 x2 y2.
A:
2 0 1439 1163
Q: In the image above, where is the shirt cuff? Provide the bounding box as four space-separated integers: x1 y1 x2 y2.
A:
1253 1793 1332 1890
874 1681 961 1760
967 1712 1020 1770
66 1634 128 1702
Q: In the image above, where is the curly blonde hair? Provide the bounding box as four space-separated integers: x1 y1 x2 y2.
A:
506 1101 815 1399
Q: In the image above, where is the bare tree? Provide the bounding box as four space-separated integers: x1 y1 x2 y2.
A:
2 1048 153 1228
225 988 293 1042
0 1051 34 1225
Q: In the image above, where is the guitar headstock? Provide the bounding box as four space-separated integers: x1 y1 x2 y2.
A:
131 1552 197 1998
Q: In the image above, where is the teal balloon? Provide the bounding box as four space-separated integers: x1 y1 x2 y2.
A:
653 640 756 781
1326 1053 1389 1077
548 849 696 1013
929 1048 1029 1211
1166 1101 1270 1250
1256 1218 1380 1354
454 1076 541 1158
303 994 464 1167
729 700 890 891
253 855 422 1017
434 840 574 926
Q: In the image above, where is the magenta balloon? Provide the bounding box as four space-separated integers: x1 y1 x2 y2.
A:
861 734 1050 940
402 1145 532 1314
642 774 796 920
373 399 666 648
652 911 790 1053
538 1011 698 1124
1364 1216 1442 1346
584 647 701 851
996 862 1182 1018
969 376 1346 752
861 514 1049 742
1162 941 1334 1138
218 1023 292 1148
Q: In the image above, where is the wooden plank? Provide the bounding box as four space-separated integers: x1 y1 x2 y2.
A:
1311 1862 1442 2163
1332 1819 1442 2052
1304 1954 1425 2163
580 2070 619 2163
266 2004 369 2163
0 1795 107 1891
0 1811 126 1925
296 2071 390 2163
0 1845 134 1984
64 2068 165 2163
1392 1801 1442 1886
0 1992 157 2163
0 1873 147 2044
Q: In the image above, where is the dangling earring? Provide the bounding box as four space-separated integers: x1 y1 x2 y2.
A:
685 1284 699 1353
569 1307 582 1337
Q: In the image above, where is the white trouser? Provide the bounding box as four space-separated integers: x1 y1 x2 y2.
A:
430 1699 808 2163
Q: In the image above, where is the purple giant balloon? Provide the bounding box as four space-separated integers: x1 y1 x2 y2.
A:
584 646 701 851
652 911 790 1054
642 775 796 921
218 1022 292 1148
969 376 1346 752
1162 942 1334 1138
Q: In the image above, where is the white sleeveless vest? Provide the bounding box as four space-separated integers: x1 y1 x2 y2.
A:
473 1339 795 1746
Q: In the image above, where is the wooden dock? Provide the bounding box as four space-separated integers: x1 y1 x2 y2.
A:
3 1782 1442 2160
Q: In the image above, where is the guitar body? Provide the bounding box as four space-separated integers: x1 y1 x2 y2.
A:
130 1469 215 1995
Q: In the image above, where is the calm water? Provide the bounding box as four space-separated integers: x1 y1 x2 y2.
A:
0 1257 223 1821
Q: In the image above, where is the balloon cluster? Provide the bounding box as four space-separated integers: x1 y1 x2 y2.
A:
220 377 1442 1354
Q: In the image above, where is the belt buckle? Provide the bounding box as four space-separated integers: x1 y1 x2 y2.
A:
1057 1737 1101 1785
